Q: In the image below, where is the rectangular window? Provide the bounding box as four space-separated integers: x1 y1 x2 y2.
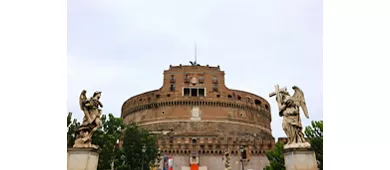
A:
191 88 197 97
199 88 205 97
183 87 206 97
184 88 190 96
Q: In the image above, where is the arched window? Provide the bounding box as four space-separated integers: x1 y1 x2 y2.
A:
184 74 190 83
199 76 204 83
213 84 218 92
255 99 261 105
246 97 251 103
170 84 175 91
170 75 175 83
228 95 233 99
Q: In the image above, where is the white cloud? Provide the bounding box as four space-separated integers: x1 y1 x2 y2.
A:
68 0 322 138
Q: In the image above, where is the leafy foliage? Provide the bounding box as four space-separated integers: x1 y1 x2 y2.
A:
263 120 323 170
66 112 158 170
118 123 159 170
304 120 323 170
263 142 286 170
67 112 80 148
92 114 126 170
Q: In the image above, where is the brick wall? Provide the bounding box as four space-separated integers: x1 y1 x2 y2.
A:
121 65 276 170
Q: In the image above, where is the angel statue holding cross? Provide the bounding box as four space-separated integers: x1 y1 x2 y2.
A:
269 85 311 149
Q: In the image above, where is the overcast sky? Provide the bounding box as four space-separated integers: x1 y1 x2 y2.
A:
67 0 322 139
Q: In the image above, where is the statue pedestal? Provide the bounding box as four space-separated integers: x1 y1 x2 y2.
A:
284 148 318 170
67 148 99 170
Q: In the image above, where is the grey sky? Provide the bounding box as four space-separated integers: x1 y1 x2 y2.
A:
67 0 322 139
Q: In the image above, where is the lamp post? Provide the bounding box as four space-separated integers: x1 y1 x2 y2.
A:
239 145 244 170
142 145 146 170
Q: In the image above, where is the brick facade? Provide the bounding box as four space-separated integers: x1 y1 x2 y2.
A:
121 64 276 169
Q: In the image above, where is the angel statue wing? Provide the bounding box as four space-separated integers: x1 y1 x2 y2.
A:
292 86 309 119
79 89 88 110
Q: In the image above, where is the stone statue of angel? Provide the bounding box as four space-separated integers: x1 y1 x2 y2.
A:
73 90 103 149
269 85 311 149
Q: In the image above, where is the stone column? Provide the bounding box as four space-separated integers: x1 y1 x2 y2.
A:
284 148 318 170
67 148 100 170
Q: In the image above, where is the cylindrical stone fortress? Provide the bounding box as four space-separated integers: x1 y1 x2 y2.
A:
121 64 275 170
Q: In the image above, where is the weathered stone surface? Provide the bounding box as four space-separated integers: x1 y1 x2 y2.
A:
284 148 318 170
199 166 207 170
165 155 269 170
67 148 99 170
73 90 103 149
121 65 275 169
181 166 190 170
269 85 311 149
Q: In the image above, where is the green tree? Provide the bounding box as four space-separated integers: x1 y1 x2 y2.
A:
304 120 323 170
118 123 158 170
92 113 126 170
263 142 286 170
66 113 158 170
67 112 80 148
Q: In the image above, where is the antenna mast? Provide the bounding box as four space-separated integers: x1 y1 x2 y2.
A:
194 41 197 64
189 41 200 66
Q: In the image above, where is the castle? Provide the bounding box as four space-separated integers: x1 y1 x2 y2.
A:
121 64 276 170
